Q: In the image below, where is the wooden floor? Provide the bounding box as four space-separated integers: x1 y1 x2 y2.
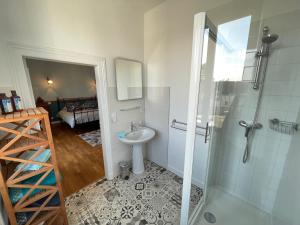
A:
52 123 105 197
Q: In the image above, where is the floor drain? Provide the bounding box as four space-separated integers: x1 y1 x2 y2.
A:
204 212 216 224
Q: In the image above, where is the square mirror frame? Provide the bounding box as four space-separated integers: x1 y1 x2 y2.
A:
114 57 143 101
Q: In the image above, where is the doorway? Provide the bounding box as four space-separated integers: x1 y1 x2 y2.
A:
25 58 105 196
8 43 114 196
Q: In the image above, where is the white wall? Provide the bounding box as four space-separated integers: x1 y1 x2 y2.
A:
145 87 170 168
0 0 151 178
144 0 214 184
27 59 96 101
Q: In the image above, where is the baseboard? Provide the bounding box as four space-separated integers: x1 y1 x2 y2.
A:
167 165 204 188
51 120 61 125
146 156 168 169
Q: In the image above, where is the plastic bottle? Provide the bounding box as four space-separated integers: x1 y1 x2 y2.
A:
11 90 23 111
0 93 13 114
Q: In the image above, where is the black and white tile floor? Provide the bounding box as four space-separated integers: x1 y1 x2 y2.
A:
65 161 203 225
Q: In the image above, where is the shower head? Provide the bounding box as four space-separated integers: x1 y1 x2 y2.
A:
262 33 279 44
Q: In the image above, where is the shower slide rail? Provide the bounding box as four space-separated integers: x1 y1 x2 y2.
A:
170 119 210 143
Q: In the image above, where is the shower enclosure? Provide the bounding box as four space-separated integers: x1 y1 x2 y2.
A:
180 2 300 225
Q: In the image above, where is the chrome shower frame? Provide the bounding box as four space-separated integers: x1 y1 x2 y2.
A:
253 26 278 90
253 46 267 90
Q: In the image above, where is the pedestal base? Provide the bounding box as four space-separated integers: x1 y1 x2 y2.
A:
132 144 144 174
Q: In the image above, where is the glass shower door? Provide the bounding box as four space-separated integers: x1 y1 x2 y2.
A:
180 11 253 225
180 12 218 225
187 15 218 223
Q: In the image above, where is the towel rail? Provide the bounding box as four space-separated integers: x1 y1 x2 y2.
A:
170 119 210 143
120 106 141 112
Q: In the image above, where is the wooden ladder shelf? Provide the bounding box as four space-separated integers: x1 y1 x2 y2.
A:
0 108 68 225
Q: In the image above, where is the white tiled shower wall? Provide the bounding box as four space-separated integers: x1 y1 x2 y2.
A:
213 9 300 214
272 108 300 225
145 87 170 168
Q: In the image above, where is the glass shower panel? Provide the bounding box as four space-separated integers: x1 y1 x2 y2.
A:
198 15 268 225
213 16 252 82
183 1 300 225
199 15 258 224
183 13 254 224
189 27 217 220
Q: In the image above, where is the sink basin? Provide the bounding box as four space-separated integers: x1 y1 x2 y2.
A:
118 127 155 144
118 127 155 174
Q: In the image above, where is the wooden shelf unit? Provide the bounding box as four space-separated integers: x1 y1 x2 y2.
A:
0 108 68 225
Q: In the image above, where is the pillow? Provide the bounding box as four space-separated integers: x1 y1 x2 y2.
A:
65 102 81 112
82 100 98 109
15 149 51 172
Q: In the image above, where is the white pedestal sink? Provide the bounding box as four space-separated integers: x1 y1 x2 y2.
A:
118 127 155 174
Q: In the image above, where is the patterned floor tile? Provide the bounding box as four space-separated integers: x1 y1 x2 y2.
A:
65 160 203 225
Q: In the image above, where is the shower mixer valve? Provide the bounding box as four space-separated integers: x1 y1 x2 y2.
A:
238 120 263 137
239 120 263 163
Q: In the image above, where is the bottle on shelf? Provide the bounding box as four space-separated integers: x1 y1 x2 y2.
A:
0 93 13 114
11 90 23 111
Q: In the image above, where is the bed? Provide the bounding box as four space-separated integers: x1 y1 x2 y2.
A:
57 97 99 128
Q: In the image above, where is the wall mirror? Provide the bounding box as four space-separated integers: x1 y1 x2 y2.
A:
115 58 143 101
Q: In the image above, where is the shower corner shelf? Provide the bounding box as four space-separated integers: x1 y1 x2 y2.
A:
269 118 298 135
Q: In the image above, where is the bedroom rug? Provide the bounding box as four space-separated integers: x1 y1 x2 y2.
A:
78 129 101 147
65 160 203 225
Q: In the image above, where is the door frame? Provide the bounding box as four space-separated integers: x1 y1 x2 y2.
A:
7 42 114 180
180 12 207 225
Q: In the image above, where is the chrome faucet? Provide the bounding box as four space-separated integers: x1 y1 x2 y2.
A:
130 121 138 132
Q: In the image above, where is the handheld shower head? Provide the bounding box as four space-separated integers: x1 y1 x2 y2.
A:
261 26 279 44
262 33 279 44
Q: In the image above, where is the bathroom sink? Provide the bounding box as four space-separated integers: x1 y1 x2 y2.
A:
118 127 155 174
118 127 155 144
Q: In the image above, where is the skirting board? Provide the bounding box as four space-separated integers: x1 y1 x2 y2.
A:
167 165 204 188
51 120 61 125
